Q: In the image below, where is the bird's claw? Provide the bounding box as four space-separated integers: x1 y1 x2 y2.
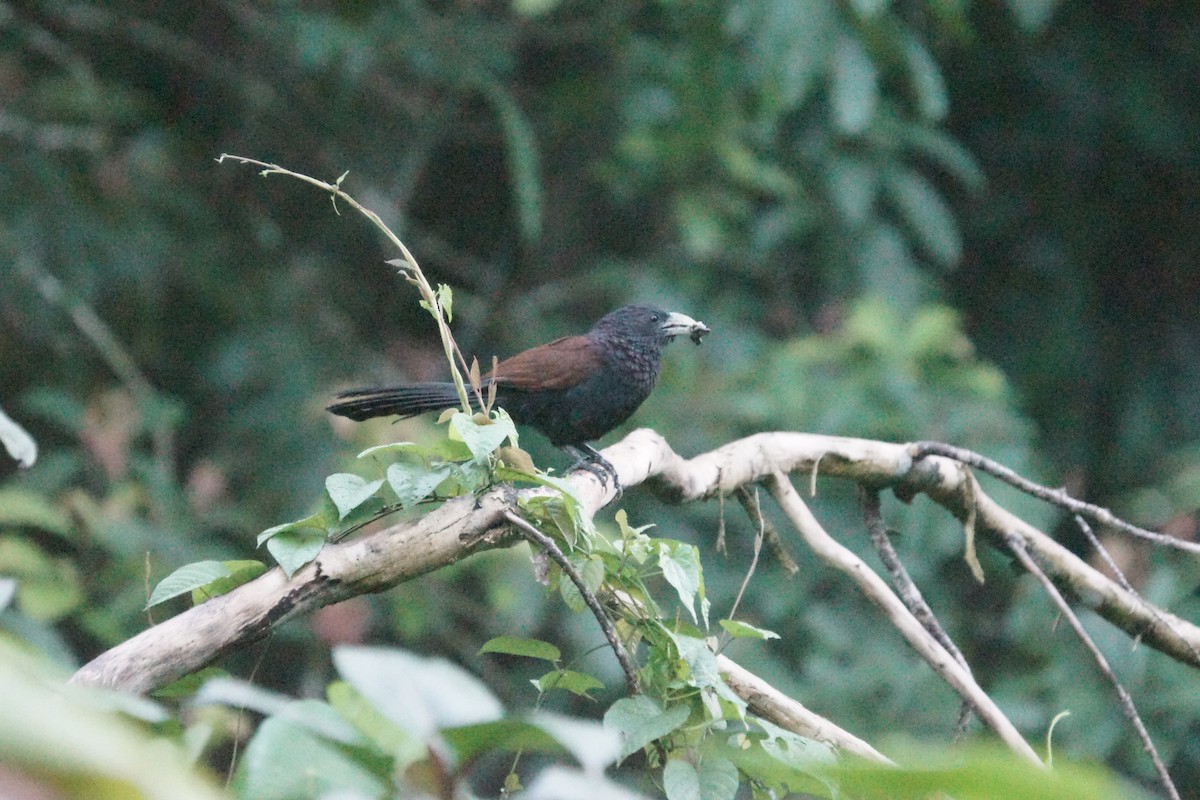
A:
565 447 623 499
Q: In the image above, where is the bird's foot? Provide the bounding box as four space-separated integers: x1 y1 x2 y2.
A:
564 445 623 499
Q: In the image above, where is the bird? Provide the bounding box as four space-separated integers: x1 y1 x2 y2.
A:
328 304 710 490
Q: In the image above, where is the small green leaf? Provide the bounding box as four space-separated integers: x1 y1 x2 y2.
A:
449 410 518 462
480 636 561 662
536 669 605 696
659 541 705 625
436 284 453 321
325 474 385 520
830 34 879 134
257 511 329 546
386 461 453 508
146 561 230 608
192 560 268 604
718 619 781 640
266 527 326 577
152 667 229 699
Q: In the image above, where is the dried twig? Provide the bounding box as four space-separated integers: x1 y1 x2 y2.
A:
503 510 640 695
1002 530 1179 800
911 441 1200 555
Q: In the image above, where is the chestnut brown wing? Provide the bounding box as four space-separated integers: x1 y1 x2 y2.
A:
487 334 602 392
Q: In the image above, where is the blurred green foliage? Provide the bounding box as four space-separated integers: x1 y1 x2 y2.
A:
2 0 1199 796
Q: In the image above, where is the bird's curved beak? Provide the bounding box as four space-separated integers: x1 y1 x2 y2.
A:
662 311 711 345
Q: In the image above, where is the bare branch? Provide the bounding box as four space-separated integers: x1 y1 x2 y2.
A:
766 470 1042 766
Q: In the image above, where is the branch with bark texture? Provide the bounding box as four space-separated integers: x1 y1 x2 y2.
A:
72 429 1198 771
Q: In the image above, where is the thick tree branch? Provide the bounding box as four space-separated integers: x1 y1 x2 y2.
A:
71 429 1199 772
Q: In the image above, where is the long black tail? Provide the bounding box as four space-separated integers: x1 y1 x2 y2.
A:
327 383 464 421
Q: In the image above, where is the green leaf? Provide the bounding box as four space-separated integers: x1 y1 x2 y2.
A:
256 511 329 546
530 711 622 773
0 407 37 468
152 667 229 699
903 35 947 122
443 719 564 763
265 527 326 577
718 619 781 640
325 473 385 520
830 34 878 134
699 756 740 800
449 409 518 462
0 537 83 620
603 695 692 761
884 168 962 268
192 560 267 604
480 636 561 662
146 560 230 608
670 634 720 689
0 489 71 538
327 681 419 763
535 669 605 696
356 441 420 459
658 541 706 625
559 554 604 613
386 461 453 508
436 283 453 321
664 759 701 800
482 83 542 245
333 646 503 740
234 717 388 800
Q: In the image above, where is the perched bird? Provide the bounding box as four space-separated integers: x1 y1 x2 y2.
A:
328 304 710 488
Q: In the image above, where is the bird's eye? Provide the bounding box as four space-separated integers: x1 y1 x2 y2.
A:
650 314 660 322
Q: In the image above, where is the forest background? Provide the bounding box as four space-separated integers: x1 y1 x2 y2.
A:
2 1 1200 797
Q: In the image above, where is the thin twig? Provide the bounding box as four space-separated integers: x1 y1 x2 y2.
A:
217 154 479 413
1002 531 1180 800
766 470 1043 765
503 510 640 695
910 441 1200 554
726 489 765 626
860 488 974 735
1073 515 1200 665
735 486 799 576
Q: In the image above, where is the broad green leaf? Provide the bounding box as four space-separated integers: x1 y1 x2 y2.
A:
0 489 70 537
443 719 563 763
146 561 230 608
386 461 453 508
325 473 385 520
884 168 962 268
530 711 622 773
830 34 878 134
482 83 542 245
670 634 720 689
698 756 740 800
903 34 947 122
664 759 701 800
0 537 83 620
480 636 561 662
449 409 518 461
327 680 419 763
333 646 502 740
658 541 705 625
234 717 388 800
536 669 605 696
265 527 325 577
604 695 692 761
718 619 781 640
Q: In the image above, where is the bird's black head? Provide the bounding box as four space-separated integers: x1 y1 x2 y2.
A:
592 304 710 347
